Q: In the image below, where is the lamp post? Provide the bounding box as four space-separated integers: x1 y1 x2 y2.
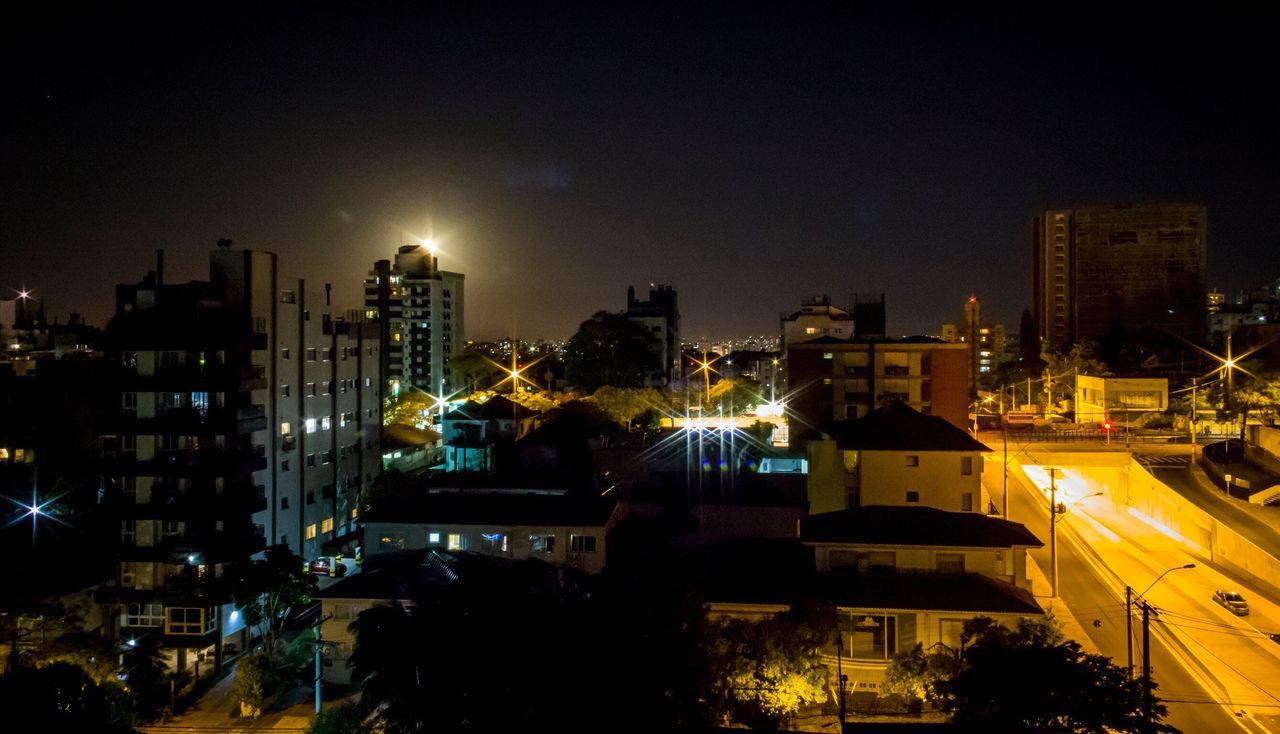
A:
1125 563 1196 729
1047 468 1058 597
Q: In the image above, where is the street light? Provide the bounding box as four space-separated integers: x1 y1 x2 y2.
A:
1126 562 1196 729
1046 472 1100 597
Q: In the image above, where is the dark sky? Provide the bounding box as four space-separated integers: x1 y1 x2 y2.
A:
3 4 1278 340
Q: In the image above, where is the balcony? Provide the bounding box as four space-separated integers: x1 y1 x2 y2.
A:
104 445 268 476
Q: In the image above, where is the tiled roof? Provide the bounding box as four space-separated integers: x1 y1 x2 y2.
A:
362 491 616 528
826 400 991 452
800 506 1043 548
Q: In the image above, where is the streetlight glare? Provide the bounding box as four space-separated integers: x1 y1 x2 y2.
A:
422 238 437 254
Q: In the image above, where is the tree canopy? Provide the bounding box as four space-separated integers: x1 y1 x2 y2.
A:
564 311 661 391
938 616 1175 733
229 545 317 656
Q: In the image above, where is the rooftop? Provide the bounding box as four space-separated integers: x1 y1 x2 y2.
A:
825 400 991 452
800 506 1043 548
362 490 616 528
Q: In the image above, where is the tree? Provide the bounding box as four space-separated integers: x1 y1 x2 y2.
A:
703 606 833 730
229 545 317 656
704 378 760 414
592 386 665 429
882 643 960 707
230 654 277 719
939 616 1176 733
564 311 661 391
1018 309 1041 364
121 636 169 721
1232 371 1280 440
1042 341 1108 412
0 662 138 732
447 350 503 394
308 702 369 734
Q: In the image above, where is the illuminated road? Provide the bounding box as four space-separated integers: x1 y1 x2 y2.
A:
993 459 1275 733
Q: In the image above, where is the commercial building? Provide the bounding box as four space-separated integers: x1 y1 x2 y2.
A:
1034 205 1207 348
786 336 969 437
97 247 380 669
625 284 681 386
1074 375 1168 426
940 296 1006 396
365 243 465 401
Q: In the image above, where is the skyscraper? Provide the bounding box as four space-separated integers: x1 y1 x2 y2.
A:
365 244 465 401
941 296 1005 397
1034 204 1207 348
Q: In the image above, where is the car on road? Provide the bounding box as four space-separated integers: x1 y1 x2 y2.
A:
1213 589 1249 616
308 556 348 577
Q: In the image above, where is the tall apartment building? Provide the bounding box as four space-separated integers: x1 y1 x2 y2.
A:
787 337 969 441
98 247 380 669
625 284 681 386
1034 205 1207 348
941 296 1005 397
365 244 465 401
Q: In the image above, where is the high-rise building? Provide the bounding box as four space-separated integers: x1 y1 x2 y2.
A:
98 247 380 669
365 244 465 401
941 296 1005 397
850 293 887 340
625 284 680 386
1034 205 1207 348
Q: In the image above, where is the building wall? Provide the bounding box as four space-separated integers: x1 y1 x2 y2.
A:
787 341 970 439
366 520 607 573
320 597 378 684
1035 205 1207 347
811 543 1029 589
857 450 986 513
1074 376 1168 424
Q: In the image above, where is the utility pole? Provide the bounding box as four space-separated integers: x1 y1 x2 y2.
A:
314 613 334 714
836 630 846 725
1125 586 1134 679
1049 468 1058 597
1190 377 1198 458
1142 600 1153 730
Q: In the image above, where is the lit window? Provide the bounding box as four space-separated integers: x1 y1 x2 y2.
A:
428 532 441 544
380 533 405 550
805 327 818 335
321 417 331 431
321 517 335 534
305 524 317 540
281 422 292 436
447 533 464 551
305 418 317 434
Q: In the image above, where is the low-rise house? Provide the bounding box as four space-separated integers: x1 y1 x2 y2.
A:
362 490 617 574
704 505 1043 707
442 396 540 472
315 550 459 684
807 401 992 515
1074 375 1168 427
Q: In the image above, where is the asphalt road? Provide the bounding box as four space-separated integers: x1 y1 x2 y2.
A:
1005 470 1260 733
1148 463 1280 560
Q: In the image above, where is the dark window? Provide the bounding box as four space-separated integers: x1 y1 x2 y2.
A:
906 491 920 503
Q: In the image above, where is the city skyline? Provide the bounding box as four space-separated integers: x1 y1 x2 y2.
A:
4 6 1279 340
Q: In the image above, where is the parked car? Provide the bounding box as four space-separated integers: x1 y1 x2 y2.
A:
309 556 348 577
1213 589 1249 616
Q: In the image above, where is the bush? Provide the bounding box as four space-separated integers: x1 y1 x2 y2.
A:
230 654 279 719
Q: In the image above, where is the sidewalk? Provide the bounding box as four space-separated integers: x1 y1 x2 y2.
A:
1025 554 1101 656
141 660 357 733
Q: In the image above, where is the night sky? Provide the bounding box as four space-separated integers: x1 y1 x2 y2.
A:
3 4 1278 340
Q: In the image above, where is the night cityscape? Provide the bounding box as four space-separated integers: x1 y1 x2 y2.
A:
4 5 1280 734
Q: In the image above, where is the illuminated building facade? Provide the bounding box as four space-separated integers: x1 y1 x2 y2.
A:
941 296 1005 396
365 245 465 401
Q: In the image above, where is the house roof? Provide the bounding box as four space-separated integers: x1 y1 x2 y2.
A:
315 550 459 600
826 400 991 452
700 539 1041 615
382 423 441 451
448 395 539 421
362 490 617 528
800 506 1043 548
